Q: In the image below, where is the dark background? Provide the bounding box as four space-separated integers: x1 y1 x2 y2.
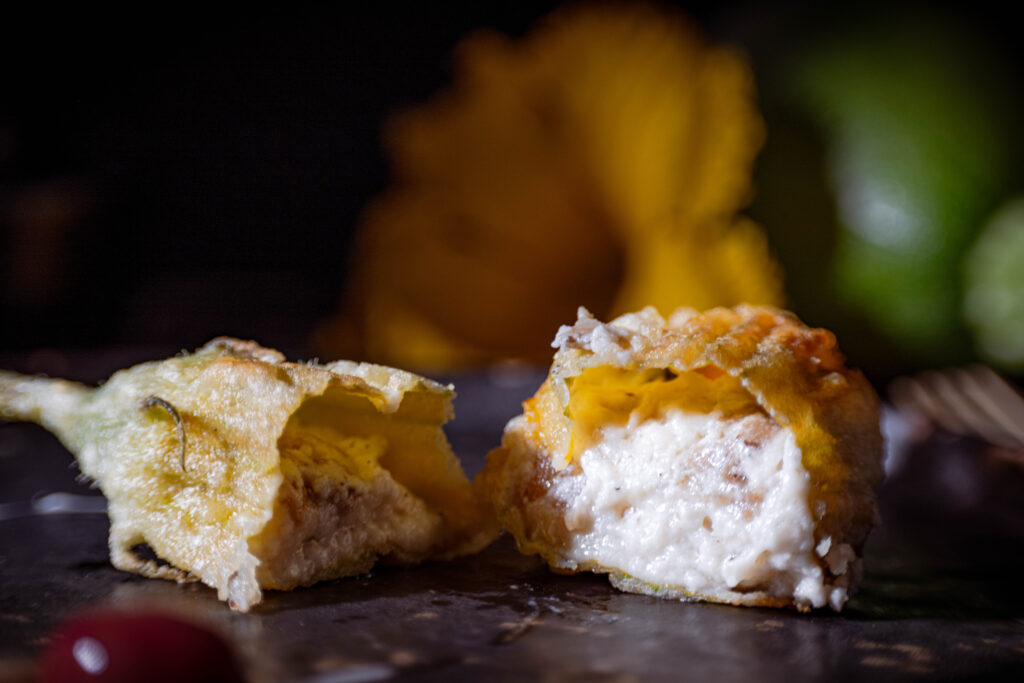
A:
1 4 572 356
2 2 1022 376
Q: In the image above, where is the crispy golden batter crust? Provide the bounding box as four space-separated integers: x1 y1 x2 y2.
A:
477 305 884 610
1 339 497 610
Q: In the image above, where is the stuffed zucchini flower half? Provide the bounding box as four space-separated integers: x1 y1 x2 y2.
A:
478 306 883 611
1 338 497 611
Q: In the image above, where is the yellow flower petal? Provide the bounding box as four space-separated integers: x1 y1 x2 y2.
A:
317 3 783 369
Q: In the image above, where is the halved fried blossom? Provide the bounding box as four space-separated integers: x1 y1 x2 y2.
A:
1 338 497 610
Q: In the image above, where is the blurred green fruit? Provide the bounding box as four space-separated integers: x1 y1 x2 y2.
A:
964 197 1024 371
782 9 1020 371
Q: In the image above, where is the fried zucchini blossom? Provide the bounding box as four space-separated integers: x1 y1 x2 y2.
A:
0 339 498 611
478 305 884 611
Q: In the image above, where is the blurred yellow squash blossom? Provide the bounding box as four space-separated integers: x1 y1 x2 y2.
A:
316 3 783 369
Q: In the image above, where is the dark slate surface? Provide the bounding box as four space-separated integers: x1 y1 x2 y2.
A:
1 351 1023 682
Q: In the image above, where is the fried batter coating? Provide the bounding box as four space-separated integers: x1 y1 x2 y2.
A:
477 306 883 611
1 339 497 610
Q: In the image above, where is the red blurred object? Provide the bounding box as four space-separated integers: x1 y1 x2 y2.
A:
39 609 246 683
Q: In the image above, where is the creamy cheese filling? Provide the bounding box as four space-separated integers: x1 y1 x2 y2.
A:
550 409 841 610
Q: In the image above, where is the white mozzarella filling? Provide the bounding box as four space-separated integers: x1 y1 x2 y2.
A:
551 409 844 609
